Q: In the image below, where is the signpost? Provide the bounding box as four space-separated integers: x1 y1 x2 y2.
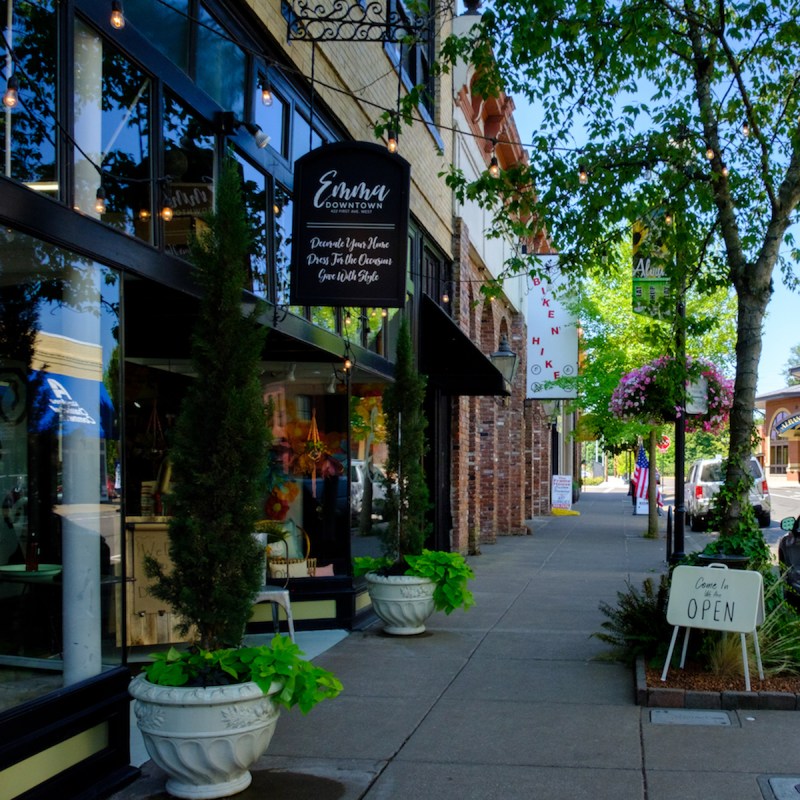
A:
662 564 764 690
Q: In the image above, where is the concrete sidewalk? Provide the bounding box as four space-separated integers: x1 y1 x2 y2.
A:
112 483 800 800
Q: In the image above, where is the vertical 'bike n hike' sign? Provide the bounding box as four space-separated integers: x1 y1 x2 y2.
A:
291 142 410 308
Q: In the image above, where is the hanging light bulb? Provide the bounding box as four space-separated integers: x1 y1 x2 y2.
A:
578 164 588 185
161 203 173 222
261 81 273 107
95 186 107 214
138 208 151 221
442 288 450 304
488 154 500 178
381 308 387 318
344 356 352 371
664 210 673 226
742 121 750 137
110 0 125 29
344 310 352 327
721 164 729 177
3 74 19 109
387 128 398 154
705 146 715 160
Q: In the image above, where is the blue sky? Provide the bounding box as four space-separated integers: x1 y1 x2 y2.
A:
759 280 797 394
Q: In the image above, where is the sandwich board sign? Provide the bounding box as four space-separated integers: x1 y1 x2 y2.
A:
661 564 764 690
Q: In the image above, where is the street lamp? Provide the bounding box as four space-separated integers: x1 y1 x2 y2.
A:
490 334 519 389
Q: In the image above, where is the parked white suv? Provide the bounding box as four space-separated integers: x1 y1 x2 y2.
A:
685 455 771 531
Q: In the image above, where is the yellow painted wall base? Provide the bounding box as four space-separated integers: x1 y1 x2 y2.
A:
0 723 108 800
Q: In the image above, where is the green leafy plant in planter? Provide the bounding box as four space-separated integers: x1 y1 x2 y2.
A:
353 316 475 630
143 635 342 712
129 158 341 799
354 549 475 615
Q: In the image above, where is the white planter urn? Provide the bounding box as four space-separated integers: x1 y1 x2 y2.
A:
365 573 436 635
129 674 281 799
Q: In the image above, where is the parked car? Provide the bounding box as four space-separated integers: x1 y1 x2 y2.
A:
350 460 388 522
684 455 771 531
778 514 800 610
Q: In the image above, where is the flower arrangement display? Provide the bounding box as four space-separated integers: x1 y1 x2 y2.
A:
609 356 733 433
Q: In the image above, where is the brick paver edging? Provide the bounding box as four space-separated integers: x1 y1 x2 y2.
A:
634 657 800 710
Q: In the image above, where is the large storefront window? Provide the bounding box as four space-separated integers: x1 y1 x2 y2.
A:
1 0 57 195
0 228 121 710
73 19 152 239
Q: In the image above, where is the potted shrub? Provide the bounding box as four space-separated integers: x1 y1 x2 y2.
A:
128 158 341 800
353 315 475 634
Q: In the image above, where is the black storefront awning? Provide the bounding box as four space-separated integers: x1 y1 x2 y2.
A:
419 293 508 397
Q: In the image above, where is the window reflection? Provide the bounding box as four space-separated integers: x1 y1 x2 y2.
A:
254 81 286 158
0 228 121 703
274 184 292 306
162 93 215 259
235 153 268 298
197 4 245 117
125 0 190 73
1 0 57 194
73 20 152 239
292 110 323 163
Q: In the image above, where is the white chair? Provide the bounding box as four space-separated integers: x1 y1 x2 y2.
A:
253 586 295 642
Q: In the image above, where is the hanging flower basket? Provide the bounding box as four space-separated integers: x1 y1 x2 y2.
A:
609 356 733 434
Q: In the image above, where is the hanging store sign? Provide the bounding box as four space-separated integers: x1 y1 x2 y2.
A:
525 254 578 399
291 142 410 308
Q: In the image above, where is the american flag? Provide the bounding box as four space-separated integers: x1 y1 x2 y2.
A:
633 445 649 500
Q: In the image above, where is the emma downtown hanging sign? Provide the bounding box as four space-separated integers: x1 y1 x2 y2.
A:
291 142 410 307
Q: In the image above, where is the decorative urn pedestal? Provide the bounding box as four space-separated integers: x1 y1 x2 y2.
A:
129 674 281 799
365 573 436 635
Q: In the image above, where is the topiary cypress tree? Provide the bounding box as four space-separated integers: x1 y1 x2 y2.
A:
381 314 431 565
145 157 269 650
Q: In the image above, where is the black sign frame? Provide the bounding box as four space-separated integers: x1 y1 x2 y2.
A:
290 142 410 308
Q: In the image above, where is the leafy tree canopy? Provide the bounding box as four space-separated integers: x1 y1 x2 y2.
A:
439 0 800 536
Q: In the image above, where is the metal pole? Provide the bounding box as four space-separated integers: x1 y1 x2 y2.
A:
671 239 687 562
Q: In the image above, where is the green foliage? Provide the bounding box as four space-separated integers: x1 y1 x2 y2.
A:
404 550 475 615
144 157 270 651
593 575 672 665
435 0 800 548
381 315 431 559
354 549 476 615
142 635 343 713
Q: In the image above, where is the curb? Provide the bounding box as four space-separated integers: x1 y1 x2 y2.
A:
634 657 800 710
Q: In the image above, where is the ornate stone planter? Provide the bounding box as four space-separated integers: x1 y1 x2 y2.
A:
129 674 281 799
365 573 436 635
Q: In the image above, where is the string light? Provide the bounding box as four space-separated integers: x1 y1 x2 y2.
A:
161 205 173 221
260 80 274 107
94 186 107 214
664 210 673 226
442 288 450 304
705 147 715 160
3 74 19 108
110 0 125 30
387 128 398 153
578 164 588 185
742 122 750 137
721 164 729 177
488 154 500 178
